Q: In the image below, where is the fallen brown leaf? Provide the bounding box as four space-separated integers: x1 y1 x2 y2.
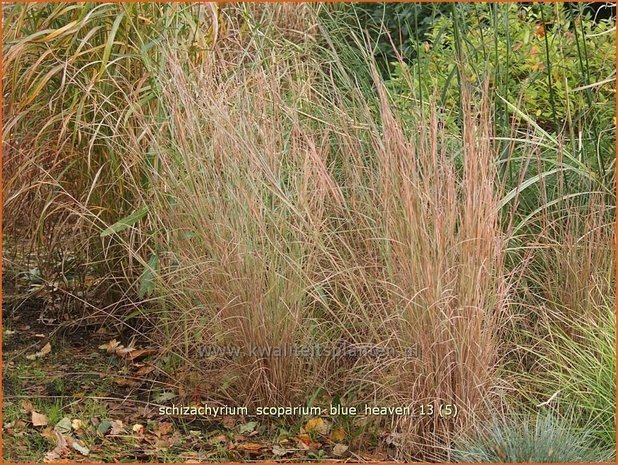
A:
99 339 135 357
44 431 68 462
113 377 138 386
132 423 145 435
109 419 124 435
271 444 292 457
21 400 34 413
127 348 159 361
222 416 237 429
134 364 156 376
330 425 346 442
99 339 120 352
155 421 173 437
302 417 330 435
26 342 52 360
31 411 49 427
66 435 90 456
295 433 311 446
236 442 265 454
155 431 182 449
14 420 27 430
207 434 227 446
294 434 321 450
332 443 349 456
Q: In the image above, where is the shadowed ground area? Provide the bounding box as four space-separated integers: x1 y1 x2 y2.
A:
2 280 395 462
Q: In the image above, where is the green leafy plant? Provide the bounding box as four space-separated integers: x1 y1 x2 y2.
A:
387 3 615 182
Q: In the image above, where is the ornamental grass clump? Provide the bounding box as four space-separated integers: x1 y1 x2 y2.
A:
451 412 615 462
140 36 513 458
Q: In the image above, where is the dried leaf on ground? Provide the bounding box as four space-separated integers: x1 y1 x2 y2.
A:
26 342 52 360
21 400 34 413
132 423 145 435
127 348 159 361
294 433 321 450
113 377 138 387
272 444 292 457
40 427 55 440
236 442 266 453
302 417 330 435
99 339 120 352
13 420 28 431
54 417 72 434
330 425 346 442
134 364 156 376
99 339 135 357
155 421 173 437
109 419 124 435
31 411 49 427
295 433 311 447
154 431 182 449
66 436 90 456
44 431 68 462
332 443 349 456
222 416 236 429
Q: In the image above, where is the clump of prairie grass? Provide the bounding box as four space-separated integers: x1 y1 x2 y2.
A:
520 193 614 325
1 2 320 298
145 51 334 406
135 34 513 457
349 82 510 460
508 190 616 450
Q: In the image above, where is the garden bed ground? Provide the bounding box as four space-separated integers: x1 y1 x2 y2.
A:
2 282 393 463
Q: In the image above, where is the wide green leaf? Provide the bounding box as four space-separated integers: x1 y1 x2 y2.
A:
99 206 148 237
138 253 159 298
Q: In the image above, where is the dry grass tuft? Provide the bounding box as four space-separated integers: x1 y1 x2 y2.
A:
136 42 513 458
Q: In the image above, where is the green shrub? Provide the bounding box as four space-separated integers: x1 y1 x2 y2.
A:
387 3 615 180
